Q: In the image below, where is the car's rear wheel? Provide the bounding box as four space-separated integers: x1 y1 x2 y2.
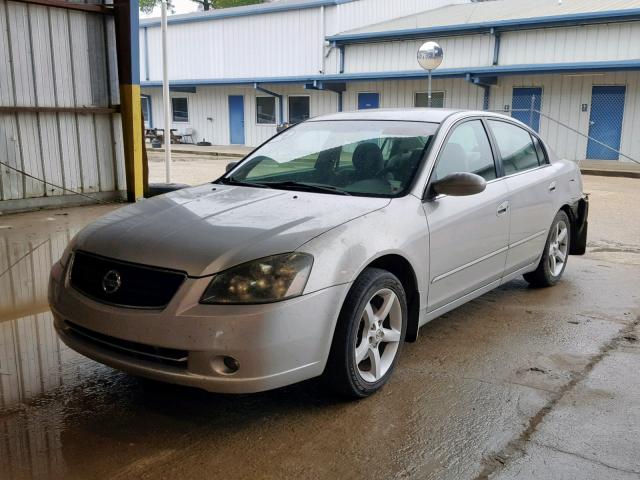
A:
524 210 571 287
324 268 407 398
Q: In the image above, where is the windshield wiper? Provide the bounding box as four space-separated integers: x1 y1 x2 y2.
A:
217 177 273 189
259 181 352 196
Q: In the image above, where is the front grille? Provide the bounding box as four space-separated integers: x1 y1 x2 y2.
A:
65 321 188 368
70 250 186 309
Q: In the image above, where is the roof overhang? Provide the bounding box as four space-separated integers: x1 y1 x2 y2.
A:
140 60 640 88
140 0 354 28
327 8 640 44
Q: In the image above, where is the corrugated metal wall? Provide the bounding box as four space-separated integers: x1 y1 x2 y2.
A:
145 71 640 163
0 0 125 210
489 71 640 163
143 84 340 146
140 0 469 81
344 34 494 73
499 22 640 65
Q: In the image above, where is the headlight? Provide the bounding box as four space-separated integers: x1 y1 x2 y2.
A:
59 240 76 269
200 253 313 304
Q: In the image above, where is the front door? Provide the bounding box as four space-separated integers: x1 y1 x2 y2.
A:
358 92 379 110
587 86 626 160
228 95 245 145
511 87 542 132
424 119 509 311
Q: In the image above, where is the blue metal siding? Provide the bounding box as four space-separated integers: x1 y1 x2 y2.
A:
512 87 542 132
586 86 626 160
228 95 245 145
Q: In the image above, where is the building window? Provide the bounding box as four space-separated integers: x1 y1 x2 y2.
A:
171 97 188 123
141 95 152 128
256 97 276 124
415 91 445 108
288 96 310 124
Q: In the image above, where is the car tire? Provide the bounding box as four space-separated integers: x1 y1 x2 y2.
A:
523 210 571 288
324 268 407 398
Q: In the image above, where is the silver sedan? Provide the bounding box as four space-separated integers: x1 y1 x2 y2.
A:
49 109 588 398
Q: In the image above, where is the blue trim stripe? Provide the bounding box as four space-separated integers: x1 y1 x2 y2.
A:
328 8 640 43
140 60 640 88
140 0 354 28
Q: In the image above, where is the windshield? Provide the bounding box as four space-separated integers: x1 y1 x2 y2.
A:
221 120 439 197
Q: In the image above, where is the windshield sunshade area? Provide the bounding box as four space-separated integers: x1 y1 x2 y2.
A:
221 120 439 197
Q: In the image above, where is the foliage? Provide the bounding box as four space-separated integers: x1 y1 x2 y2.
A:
139 0 262 14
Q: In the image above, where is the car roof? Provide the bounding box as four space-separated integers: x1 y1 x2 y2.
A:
307 108 513 124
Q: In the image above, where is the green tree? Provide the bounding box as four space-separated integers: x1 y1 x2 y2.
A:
139 0 262 14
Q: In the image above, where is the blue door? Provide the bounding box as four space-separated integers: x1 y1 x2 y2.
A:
586 86 626 160
511 87 542 132
358 92 379 110
228 95 245 145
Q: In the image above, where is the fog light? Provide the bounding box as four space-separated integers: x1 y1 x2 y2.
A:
211 355 240 375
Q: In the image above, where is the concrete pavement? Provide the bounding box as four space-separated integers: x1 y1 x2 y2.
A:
0 175 638 479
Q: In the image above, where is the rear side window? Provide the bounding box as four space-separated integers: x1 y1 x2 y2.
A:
487 120 540 175
434 120 496 181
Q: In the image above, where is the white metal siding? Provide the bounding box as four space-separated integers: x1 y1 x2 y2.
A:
489 71 640 163
343 34 494 73
499 22 640 65
0 0 124 207
143 84 339 147
141 0 470 80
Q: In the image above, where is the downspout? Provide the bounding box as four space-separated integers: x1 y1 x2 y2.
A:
144 26 150 81
319 5 325 73
339 44 345 74
254 83 285 125
492 28 501 66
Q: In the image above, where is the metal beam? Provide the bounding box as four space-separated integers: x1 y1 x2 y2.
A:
0 106 119 114
8 0 113 14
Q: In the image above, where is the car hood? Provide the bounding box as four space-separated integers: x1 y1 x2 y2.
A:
75 184 389 276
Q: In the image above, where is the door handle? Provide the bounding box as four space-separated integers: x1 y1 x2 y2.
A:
497 201 509 216
548 181 557 192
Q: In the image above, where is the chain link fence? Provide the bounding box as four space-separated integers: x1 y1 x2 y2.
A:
484 93 639 166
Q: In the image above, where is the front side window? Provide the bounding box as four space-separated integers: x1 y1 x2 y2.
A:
288 96 310 124
415 91 445 108
488 120 540 174
223 120 438 197
434 120 496 181
171 97 188 123
256 97 276 124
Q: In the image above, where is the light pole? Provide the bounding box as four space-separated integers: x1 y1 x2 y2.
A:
161 0 172 183
417 41 443 107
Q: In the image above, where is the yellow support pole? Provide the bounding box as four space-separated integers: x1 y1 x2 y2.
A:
114 0 145 202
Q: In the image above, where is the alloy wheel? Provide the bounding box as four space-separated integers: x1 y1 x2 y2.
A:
354 288 402 383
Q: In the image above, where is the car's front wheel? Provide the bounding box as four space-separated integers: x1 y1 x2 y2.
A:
324 268 407 398
524 210 571 287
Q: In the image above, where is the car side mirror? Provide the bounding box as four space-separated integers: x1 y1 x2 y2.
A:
226 161 238 173
429 172 487 198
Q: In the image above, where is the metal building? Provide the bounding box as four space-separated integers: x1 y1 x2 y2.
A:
0 0 144 213
140 0 640 163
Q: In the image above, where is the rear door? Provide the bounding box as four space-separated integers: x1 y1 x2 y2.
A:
424 119 510 311
486 119 557 275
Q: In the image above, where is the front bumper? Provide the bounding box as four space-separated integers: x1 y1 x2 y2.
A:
49 260 350 393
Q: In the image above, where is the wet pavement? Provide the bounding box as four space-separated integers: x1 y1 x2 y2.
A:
0 176 638 479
